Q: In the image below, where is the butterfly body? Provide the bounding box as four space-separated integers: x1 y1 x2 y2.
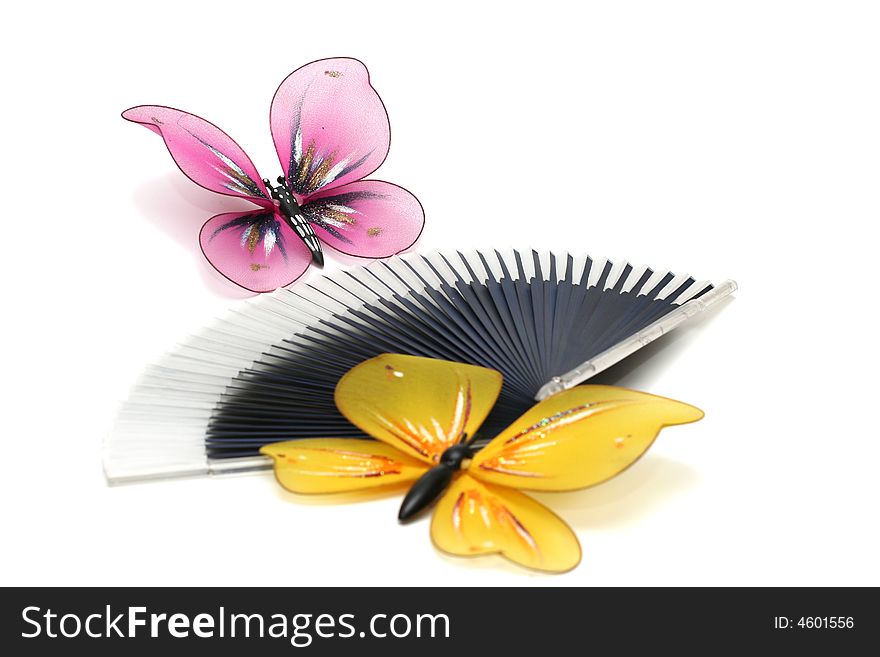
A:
124 58 424 292
264 177 323 266
398 442 476 520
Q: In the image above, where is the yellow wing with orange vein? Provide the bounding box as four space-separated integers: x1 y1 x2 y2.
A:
334 354 503 465
261 439 428 494
468 385 704 491
431 474 581 572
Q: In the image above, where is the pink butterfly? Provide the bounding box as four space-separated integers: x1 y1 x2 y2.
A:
123 58 424 293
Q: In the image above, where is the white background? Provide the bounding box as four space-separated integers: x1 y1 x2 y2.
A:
2 0 878 586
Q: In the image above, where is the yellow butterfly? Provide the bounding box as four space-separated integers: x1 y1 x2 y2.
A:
261 354 703 573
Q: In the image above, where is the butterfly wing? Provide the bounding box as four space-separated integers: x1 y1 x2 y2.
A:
431 474 581 572
199 211 312 292
469 386 704 491
123 105 271 204
261 439 428 494
270 58 390 196
334 354 503 465
301 180 424 258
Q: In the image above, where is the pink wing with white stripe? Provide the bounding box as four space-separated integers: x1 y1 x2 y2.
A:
123 105 271 205
301 180 424 258
199 211 312 293
270 58 390 197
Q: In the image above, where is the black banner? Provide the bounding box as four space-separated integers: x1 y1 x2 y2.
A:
1 587 873 654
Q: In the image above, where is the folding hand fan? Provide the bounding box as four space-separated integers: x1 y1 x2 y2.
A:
105 249 736 483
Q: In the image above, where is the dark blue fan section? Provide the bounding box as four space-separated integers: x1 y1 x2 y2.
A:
206 252 711 459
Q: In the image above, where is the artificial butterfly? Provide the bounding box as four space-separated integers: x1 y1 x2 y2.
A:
261 354 704 573
123 58 424 293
